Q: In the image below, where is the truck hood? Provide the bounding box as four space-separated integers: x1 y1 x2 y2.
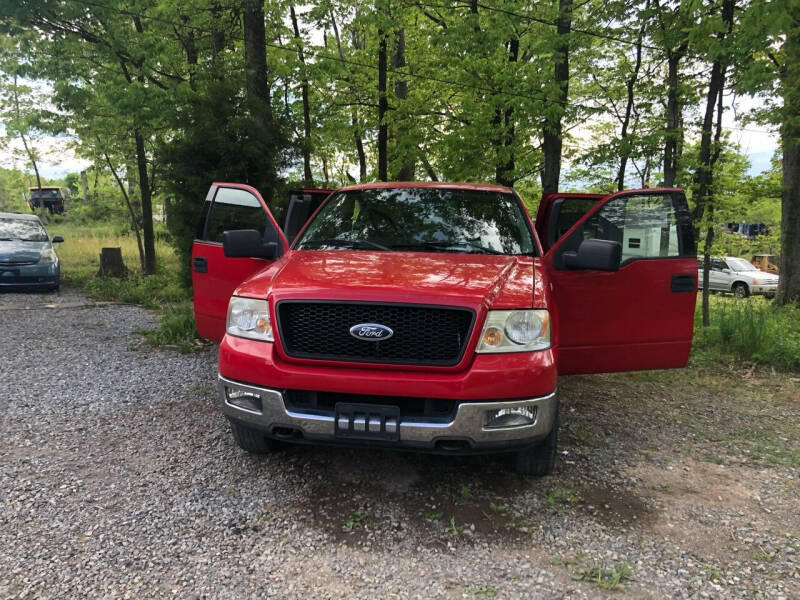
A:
0 240 49 264
236 250 543 309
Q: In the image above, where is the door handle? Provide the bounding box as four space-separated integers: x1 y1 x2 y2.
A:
192 257 208 273
670 273 695 293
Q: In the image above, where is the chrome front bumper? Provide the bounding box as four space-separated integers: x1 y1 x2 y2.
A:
218 375 558 452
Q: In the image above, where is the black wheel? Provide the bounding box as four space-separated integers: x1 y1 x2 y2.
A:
733 282 750 299
513 413 559 477
228 420 280 454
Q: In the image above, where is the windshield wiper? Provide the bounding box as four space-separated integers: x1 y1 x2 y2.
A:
392 240 503 255
299 238 391 251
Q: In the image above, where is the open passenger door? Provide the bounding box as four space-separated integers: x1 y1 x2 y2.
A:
192 183 289 342
538 188 697 374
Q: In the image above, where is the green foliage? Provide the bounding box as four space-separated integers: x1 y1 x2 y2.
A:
139 302 202 354
161 76 289 287
693 297 800 370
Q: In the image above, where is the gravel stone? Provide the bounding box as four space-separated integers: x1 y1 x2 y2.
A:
1 288 798 599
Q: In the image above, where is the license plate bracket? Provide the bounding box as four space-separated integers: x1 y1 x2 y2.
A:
334 402 400 441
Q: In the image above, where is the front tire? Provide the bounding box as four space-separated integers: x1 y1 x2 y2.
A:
229 420 280 454
733 282 750 299
513 413 559 477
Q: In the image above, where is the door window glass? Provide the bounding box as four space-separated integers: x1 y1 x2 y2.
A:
581 194 679 263
711 258 726 271
554 198 598 241
205 187 267 243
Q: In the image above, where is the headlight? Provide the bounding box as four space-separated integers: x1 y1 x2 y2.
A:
476 309 550 353
226 296 273 341
39 248 58 264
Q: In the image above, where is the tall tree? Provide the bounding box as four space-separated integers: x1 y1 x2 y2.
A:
692 0 736 326
541 0 573 193
290 5 313 184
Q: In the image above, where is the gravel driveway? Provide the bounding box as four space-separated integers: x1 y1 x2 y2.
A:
1 289 798 599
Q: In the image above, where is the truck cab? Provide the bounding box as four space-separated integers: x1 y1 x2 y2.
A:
28 187 66 215
192 182 697 476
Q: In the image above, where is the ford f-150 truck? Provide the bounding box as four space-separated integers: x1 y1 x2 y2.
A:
192 182 697 476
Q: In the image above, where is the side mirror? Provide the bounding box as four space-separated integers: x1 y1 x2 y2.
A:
51 235 64 243
722 268 731 274
563 239 621 271
223 229 278 259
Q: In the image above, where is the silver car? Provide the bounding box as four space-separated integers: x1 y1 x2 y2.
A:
697 256 779 298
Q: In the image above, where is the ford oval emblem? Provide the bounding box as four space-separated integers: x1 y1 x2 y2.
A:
349 323 393 341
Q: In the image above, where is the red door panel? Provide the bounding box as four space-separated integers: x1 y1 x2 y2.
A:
547 257 697 374
543 188 697 375
192 242 277 341
192 183 288 342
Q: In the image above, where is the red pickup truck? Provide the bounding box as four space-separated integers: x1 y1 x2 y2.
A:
192 182 697 476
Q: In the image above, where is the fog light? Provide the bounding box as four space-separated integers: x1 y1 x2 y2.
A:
485 406 537 429
226 388 263 413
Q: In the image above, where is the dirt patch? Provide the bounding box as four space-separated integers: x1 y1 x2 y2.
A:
578 485 652 528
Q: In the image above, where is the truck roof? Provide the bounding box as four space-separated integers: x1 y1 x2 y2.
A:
336 181 515 194
28 186 61 190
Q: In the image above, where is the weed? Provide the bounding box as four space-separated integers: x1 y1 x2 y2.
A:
455 484 472 504
467 585 495 598
447 515 458 535
652 483 676 493
138 302 206 353
425 511 443 521
547 487 579 513
343 511 377 532
488 502 507 513
566 560 634 590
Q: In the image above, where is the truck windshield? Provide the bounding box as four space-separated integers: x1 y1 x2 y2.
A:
295 187 536 256
0 218 48 242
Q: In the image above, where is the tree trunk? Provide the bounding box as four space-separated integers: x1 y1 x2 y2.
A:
663 47 686 187
777 22 800 304
377 22 389 182
134 132 156 274
353 112 368 181
701 88 726 326
98 247 128 278
103 148 145 271
80 170 89 204
616 17 646 191
541 0 572 193
291 6 314 185
329 10 367 182
494 38 519 187
12 73 45 222
243 0 272 129
393 28 414 180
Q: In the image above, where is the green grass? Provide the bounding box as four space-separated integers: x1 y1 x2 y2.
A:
693 296 800 371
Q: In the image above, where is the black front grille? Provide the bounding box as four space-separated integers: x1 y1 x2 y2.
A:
285 390 457 422
276 301 475 366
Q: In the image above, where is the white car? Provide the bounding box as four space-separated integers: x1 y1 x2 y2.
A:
697 256 779 298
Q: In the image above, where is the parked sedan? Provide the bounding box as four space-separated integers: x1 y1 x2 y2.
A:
0 212 63 292
697 256 779 298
